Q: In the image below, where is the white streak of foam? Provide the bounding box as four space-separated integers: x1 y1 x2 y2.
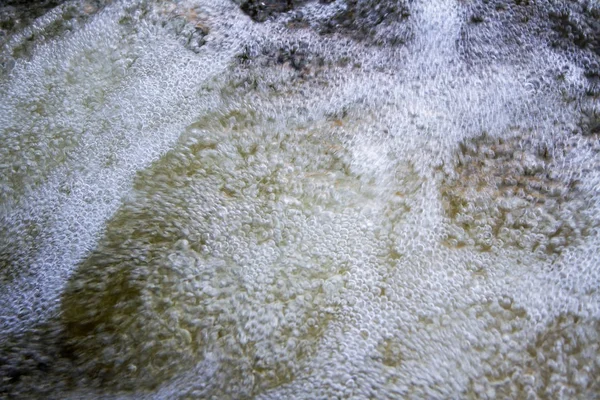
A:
0 0 250 331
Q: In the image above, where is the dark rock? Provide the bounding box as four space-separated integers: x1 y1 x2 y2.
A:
0 0 108 46
457 0 600 97
0 323 80 397
470 14 485 24
236 0 412 47
579 106 600 136
320 0 411 45
6 367 22 383
0 0 110 75
236 39 318 78
240 0 303 22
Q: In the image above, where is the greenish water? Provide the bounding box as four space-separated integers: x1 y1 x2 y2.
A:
1 0 600 398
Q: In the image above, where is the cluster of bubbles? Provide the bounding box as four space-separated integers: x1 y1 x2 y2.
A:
440 132 597 258
1 0 600 398
456 0 600 96
60 109 381 394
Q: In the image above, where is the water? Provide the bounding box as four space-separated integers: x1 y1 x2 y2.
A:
1 0 599 398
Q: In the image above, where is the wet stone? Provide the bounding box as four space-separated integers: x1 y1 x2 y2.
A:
239 0 304 23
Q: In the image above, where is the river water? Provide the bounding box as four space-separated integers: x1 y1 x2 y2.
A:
1 0 599 398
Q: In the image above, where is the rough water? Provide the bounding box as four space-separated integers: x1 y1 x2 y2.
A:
1 0 599 398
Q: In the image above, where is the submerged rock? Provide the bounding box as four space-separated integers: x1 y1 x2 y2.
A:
1 0 600 398
238 0 301 22
441 133 596 257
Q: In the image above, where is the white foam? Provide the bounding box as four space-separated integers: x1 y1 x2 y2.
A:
1 0 600 398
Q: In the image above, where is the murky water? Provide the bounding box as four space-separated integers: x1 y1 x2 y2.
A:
1 0 599 398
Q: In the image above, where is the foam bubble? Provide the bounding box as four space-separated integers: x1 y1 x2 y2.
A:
1 0 600 398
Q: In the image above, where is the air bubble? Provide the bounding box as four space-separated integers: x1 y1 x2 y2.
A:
2 0 600 399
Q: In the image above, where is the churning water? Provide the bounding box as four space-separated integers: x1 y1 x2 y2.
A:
1 0 600 398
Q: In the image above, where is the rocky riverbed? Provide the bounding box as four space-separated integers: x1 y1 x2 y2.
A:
1 0 600 398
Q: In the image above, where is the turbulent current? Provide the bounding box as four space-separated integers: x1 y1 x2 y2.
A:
1 0 600 398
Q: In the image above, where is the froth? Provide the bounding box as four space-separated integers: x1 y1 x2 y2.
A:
1 0 600 398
